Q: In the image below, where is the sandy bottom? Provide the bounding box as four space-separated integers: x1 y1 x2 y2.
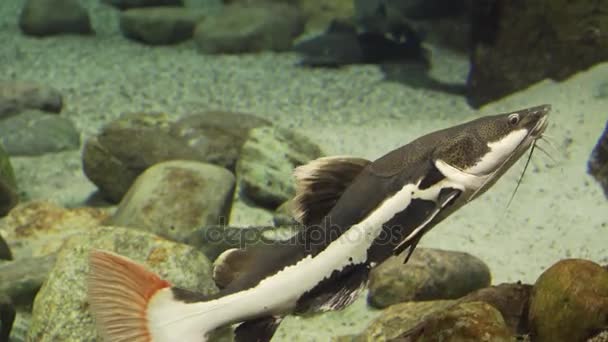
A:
2 0 607 340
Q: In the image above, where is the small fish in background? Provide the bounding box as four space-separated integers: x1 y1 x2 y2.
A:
293 19 429 68
87 105 550 342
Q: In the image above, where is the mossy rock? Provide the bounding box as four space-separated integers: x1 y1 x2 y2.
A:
529 258 608 342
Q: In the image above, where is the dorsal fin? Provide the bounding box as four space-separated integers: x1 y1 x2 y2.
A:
292 156 371 226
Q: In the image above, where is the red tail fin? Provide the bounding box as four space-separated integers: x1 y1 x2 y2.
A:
87 249 171 342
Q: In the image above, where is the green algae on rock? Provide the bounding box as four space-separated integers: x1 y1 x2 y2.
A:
110 160 236 245
528 258 608 342
237 125 323 209
27 226 221 342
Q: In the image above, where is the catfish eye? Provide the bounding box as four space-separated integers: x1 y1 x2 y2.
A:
508 113 520 125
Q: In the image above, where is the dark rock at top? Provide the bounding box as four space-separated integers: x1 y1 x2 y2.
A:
19 0 93 36
0 81 63 120
193 3 305 54
102 0 183 10
467 0 608 108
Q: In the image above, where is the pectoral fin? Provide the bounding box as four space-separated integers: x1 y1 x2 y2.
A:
295 263 370 313
234 316 283 342
393 187 461 262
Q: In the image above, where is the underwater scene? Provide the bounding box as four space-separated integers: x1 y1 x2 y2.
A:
1 0 607 341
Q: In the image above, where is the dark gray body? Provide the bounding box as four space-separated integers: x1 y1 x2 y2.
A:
173 105 550 341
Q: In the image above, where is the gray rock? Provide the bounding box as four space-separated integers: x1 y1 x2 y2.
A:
0 201 110 260
170 111 272 170
237 126 323 209
0 254 56 309
367 248 491 308
8 311 29 342
194 3 305 54
102 0 183 10
0 144 17 217
0 110 80 156
111 160 236 245
588 120 608 198
82 111 270 202
120 7 207 45
19 0 93 36
27 226 219 341
0 81 63 119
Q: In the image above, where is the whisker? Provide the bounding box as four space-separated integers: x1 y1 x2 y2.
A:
505 143 535 211
538 136 564 159
534 144 558 166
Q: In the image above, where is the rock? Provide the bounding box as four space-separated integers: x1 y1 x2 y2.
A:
193 3 305 54
19 0 93 36
27 226 221 341
0 297 15 342
82 111 269 202
110 160 236 245
589 120 608 198
237 126 323 209
528 258 608 342
120 7 206 45
299 0 354 32
459 282 532 335
348 300 456 341
0 110 80 156
225 0 353 32
102 0 183 10
170 111 272 170
0 201 110 260
467 0 608 108
0 81 63 119
0 254 56 309
0 235 11 260
367 248 491 308
398 301 515 341
0 145 17 217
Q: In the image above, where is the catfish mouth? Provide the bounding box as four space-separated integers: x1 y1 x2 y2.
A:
501 110 549 171
467 108 550 201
